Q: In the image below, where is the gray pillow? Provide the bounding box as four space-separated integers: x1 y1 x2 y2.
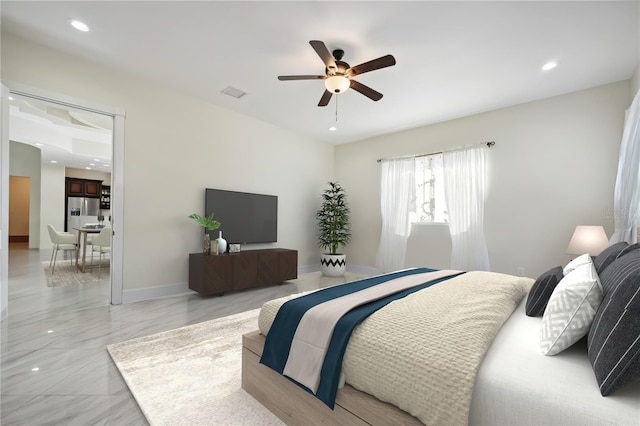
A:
593 242 628 275
588 250 640 396
525 266 563 317
616 243 640 260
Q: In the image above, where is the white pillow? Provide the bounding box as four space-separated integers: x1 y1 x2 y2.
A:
563 253 591 276
540 258 603 356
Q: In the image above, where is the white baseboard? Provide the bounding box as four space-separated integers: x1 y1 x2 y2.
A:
298 264 320 274
122 282 191 304
346 264 380 275
120 263 381 304
298 263 379 276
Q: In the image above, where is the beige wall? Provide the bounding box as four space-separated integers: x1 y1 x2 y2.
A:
2 32 334 296
9 141 41 248
65 168 111 184
335 81 631 278
8 176 29 237
631 65 640 96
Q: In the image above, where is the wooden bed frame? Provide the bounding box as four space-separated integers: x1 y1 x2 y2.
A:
242 330 422 425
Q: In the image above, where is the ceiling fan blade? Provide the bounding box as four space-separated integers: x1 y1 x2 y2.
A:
348 54 396 77
309 40 337 72
278 75 325 81
350 80 383 101
318 90 333 107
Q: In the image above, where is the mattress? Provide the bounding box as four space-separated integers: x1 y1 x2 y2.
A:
469 299 640 426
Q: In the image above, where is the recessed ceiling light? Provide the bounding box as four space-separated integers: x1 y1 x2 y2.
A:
94 159 100 162
50 160 57 164
542 61 558 71
69 19 90 32
35 143 43 147
329 126 337 132
89 163 95 166
85 167 92 170
8 96 14 101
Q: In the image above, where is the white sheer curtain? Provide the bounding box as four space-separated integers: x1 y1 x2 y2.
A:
376 157 415 273
443 145 490 271
610 89 640 244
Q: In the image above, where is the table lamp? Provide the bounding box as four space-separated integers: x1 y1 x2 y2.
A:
566 225 609 257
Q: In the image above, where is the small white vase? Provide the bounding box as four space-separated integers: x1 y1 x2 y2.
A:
216 231 227 254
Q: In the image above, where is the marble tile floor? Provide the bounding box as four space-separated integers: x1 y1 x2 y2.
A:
1 243 366 425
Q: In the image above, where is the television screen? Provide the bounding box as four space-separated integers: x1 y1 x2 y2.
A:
205 188 278 244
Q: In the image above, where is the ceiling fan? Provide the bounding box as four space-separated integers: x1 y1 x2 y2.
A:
278 40 396 107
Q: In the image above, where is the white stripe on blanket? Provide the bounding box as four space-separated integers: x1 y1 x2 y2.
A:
282 269 461 392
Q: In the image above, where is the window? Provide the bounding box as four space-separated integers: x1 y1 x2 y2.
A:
410 153 448 223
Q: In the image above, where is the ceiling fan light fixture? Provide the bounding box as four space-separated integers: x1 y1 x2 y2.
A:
324 75 350 94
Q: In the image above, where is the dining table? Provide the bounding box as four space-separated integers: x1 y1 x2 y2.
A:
74 226 104 272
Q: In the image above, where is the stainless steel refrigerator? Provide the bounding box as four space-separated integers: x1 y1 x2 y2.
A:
66 197 101 237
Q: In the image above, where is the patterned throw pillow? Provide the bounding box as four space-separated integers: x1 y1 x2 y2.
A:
563 253 592 276
525 266 563 317
540 259 603 356
588 250 640 396
593 242 629 275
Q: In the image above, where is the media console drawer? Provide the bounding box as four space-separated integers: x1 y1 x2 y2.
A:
189 249 298 296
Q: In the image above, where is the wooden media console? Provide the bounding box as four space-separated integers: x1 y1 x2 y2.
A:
188 248 297 296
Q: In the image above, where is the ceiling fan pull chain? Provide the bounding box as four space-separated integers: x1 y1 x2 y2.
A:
335 94 338 122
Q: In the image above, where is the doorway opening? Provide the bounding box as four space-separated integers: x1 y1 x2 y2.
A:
2 82 125 313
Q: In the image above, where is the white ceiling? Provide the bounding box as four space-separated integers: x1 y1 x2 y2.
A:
2 1 638 145
9 95 113 171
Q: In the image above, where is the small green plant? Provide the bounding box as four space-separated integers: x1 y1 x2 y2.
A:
316 182 351 255
188 213 221 231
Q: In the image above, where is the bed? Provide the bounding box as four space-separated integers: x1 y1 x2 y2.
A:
241 260 640 425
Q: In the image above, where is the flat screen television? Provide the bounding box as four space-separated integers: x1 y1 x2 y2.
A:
205 188 278 244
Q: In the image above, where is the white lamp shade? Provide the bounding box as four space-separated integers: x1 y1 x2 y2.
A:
566 226 609 256
324 75 350 93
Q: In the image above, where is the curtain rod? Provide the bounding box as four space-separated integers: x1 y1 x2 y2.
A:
376 141 495 163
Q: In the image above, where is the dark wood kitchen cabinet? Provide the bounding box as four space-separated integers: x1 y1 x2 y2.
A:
66 178 102 198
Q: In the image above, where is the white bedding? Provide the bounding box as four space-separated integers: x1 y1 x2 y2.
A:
469 299 640 426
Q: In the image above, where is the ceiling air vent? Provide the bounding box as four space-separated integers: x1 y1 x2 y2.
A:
221 86 247 99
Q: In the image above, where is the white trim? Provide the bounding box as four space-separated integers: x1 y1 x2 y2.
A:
298 264 320 274
3 80 125 116
122 283 191 304
298 263 380 276
1 84 10 322
2 80 125 305
346 264 380 276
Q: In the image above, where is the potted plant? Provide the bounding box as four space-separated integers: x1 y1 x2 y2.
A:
316 181 351 276
189 213 221 255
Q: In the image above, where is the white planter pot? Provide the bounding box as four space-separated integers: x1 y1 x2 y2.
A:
320 253 346 277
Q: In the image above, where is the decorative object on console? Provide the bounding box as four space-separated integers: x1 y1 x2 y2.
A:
566 225 610 257
229 243 241 253
317 182 351 277
216 231 228 254
188 213 221 255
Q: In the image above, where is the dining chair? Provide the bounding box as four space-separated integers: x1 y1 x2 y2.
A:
90 226 111 276
47 224 77 274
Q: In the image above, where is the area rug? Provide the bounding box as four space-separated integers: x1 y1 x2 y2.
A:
107 309 283 426
42 260 107 287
